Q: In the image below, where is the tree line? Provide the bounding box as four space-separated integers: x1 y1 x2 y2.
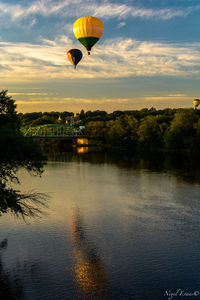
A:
19 108 174 127
85 109 200 152
19 108 200 153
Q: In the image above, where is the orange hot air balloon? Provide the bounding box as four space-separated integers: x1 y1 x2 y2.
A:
67 49 83 69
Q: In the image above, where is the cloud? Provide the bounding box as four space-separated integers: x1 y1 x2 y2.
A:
16 97 129 104
117 22 126 29
9 92 48 96
91 3 197 20
143 95 190 101
0 36 200 83
15 96 132 112
15 94 193 113
167 94 187 97
28 18 37 29
0 0 199 22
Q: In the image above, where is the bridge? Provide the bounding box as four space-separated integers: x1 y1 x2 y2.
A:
21 124 85 138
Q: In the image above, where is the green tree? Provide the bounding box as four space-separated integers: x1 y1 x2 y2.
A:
80 109 85 119
164 109 198 151
137 115 168 149
30 115 57 126
107 114 138 147
86 121 107 146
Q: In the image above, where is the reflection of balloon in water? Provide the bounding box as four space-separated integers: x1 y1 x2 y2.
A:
67 49 83 69
73 16 104 55
193 99 200 109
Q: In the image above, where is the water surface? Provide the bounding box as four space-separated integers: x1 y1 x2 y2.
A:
1 153 200 299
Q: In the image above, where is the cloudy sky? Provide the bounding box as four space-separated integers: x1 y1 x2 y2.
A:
0 0 200 112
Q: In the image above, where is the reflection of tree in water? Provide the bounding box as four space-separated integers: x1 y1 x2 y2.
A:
0 239 24 300
0 180 48 218
0 239 44 300
70 210 111 300
68 151 200 184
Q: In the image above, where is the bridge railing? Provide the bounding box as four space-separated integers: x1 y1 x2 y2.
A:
21 124 84 137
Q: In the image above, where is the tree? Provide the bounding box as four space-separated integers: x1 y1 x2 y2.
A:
137 115 168 149
86 121 106 138
107 114 138 147
0 90 46 217
30 115 57 126
80 109 85 119
164 109 198 151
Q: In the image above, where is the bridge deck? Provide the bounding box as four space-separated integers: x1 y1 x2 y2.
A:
29 135 87 139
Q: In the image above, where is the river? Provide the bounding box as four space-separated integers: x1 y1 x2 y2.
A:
1 152 200 300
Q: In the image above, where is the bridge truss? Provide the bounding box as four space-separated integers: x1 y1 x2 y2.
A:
21 124 84 138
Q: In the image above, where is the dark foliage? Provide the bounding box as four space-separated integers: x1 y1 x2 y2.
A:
0 90 47 217
0 239 24 300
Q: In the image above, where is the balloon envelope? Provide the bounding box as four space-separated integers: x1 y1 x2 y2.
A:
67 49 83 68
73 16 104 54
193 99 200 107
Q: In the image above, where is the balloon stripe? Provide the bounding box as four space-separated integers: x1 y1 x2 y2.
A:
73 26 104 39
73 16 104 29
78 37 99 48
67 53 74 65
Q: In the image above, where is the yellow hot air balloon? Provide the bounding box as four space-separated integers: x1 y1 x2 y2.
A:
193 99 200 109
73 16 104 55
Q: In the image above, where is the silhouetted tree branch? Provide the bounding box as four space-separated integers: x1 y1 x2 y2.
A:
0 90 47 217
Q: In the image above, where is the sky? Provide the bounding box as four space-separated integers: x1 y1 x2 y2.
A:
0 0 200 113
